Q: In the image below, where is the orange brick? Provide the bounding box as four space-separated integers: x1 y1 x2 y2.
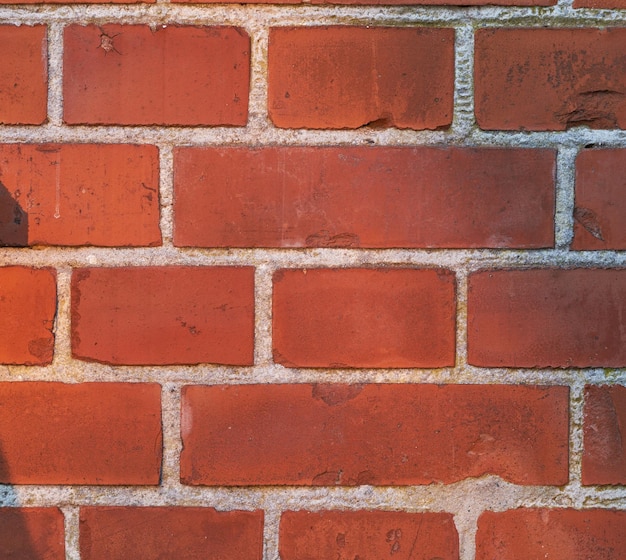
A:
0 267 56 365
80 508 263 560
64 25 249 125
0 25 47 124
268 27 454 130
0 383 161 484
280 511 459 560
71 267 255 365
0 144 160 247
174 147 555 249
181 384 569 486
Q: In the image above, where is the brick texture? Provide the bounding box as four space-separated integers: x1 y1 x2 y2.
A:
468 269 626 368
0 25 47 125
174 147 555 249
583 385 626 485
573 149 626 250
476 509 626 560
0 383 161 484
0 267 56 365
475 29 626 131
180 384 569 486
280 511 459 560
0 144 160 247
0 508 65 560
272 268 456 368
71 267 255 365
268 27 454 130
80 508 264 560
63 25 250 125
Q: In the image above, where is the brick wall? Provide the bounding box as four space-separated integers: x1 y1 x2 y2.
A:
0 0 625 556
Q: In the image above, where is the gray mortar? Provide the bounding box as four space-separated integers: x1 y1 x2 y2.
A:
0 2 625 559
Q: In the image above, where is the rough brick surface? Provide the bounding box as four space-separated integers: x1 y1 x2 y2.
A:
64 25 249 125
280 511 459 560
476 509 626 560
475 29 626 131
273 268 455 368
280 510 459 560
0 25 47 124
574 0 626 7
174 147 555 249
0 508 65 560
180 384 569 486
268 27 454 130
0 267 56 365
0 144 160 247
0 383 161 484
80 508 264 560
71 267 255 365
468 269 626 368
583 385 626 485
573 149 626 250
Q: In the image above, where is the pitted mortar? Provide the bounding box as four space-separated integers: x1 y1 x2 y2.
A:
0 2 625 559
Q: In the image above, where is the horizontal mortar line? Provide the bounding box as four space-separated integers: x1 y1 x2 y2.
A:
1 365 623 385
1 5 626 25
1 479 617 508
3 126 626 148
0 247 624 268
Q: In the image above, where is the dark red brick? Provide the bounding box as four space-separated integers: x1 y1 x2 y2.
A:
0 509 64 559
174 147 555 249
468 269 626 367
181 384 569 486
475 29 626 131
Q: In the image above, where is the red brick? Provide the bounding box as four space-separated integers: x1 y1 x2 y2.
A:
0 267 56 365
0 26 47 124
71 267 254 365
468 269 626 367
0 508 64 559
573 150 626 250
174 147 555 249
583 385 626 485
64 25 249 125
180 384 569 486
0 382 161 484
0 144 160 247
475 29 626 131
268 27 454 130
574 0 626 7
280 511 459 560
80 508 263 560
476 509 626 560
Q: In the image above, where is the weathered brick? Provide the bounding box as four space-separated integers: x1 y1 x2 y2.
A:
0 144 160 247
468 269 626 367
280 511 459 560
71 267 255 365
0 382 161 484
273 268 455 368
475 29 626 131
80 508 263 560
573 149 626 250
64 25 249 125
0 267 56 365
0 25 47 124
268 27 454 130
181 384 569 486
174 147 555 249
477 509 626 560
583 385 626 485
0 508 64 559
